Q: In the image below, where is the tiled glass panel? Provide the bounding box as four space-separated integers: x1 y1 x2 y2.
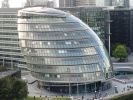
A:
18 7 113 83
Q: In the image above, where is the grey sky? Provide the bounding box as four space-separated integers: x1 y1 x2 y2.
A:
0 0 58 8
0 0 26 7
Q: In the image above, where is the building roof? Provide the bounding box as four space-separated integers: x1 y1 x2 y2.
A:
0 8 20 13
19 7 67 17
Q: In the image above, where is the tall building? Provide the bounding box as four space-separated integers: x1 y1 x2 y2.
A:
47 1 54 8
75 0 105 7
59 0 105 7
106 0 130 8
112 0 129 7
109 8 133 51
24 0 53 7
59 7 108 43
0 8 26 69
59 0 76 7
18 7 113 93
1 0 9 8
104 0 112 6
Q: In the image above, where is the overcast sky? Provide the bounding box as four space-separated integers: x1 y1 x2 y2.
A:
0 0 58 8
0 0 133 8
0 0 26 7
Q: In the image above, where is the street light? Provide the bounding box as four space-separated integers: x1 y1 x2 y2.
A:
69 82 71 96
77 78 79 97
94 72 97 99
40 85 42 97
106 10 113 56
85 82 87 97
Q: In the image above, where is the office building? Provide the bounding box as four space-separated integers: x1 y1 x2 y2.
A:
25 0 54 7
75 0 105 7
18 7 113 93
106 0 130 8
59 0 105 8
0 8 26 69
109 8 133 51
0 7 108 70
1 0 9 8
59 0 76 7
59 7 108 43
104 0 112 6
113 0 129 7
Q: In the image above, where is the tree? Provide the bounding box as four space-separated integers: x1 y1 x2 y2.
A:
0 77 13 100
11 79 28 100
0 77 28 100
0 65 7 72
113 44 128 62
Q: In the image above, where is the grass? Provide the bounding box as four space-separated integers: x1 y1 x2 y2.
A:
109 94 133 100
26 97 43 100
26 96 71 100
109 92 133 100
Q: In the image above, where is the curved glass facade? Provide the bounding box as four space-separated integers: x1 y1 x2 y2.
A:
18 7 113 84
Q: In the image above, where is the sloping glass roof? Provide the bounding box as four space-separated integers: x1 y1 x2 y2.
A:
21 7 67 17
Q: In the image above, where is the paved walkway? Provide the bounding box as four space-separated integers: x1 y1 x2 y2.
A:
111 53 133 63
21 73 133 100
21 53 133 100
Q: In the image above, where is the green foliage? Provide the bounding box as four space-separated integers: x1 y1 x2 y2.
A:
0 77 28 100
109 92 133 100
0 65 7 72
113 44 128 61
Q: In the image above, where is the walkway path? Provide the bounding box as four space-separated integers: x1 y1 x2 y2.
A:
21 53 133 100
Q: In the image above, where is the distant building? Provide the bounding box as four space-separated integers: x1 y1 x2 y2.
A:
109 8 133 51
24 0 54 7
59 7 108 43
75 0 105 7
113 0 129 7
47 1 54 8
105 0 130 8
0 8 26 69
104 0 112 6
1 0 9 8
59 0 76 7
59 0 106 8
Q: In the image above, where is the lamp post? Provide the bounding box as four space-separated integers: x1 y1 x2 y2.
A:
69 82 71 96
77 78 79 97
40 85 42 97
85 82 87 97
94 72 97 99
106 10 112 56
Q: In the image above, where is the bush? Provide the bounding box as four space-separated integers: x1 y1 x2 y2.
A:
113 44 128 62
0 65 7 72
109 92 133 100
0 77 28 100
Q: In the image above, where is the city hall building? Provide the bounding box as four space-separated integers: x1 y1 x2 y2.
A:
18 7 113 94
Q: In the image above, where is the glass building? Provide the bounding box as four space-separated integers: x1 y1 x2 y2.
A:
0 8 26 69
109 8 133 52
18 7 113 94
59 7 107 42
75 0 105 7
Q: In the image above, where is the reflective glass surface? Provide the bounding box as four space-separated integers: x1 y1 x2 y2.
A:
18 7 113 83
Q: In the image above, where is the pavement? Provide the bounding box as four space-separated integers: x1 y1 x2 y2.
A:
21 53 133 100
111 53 133 63
21 73 133 100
